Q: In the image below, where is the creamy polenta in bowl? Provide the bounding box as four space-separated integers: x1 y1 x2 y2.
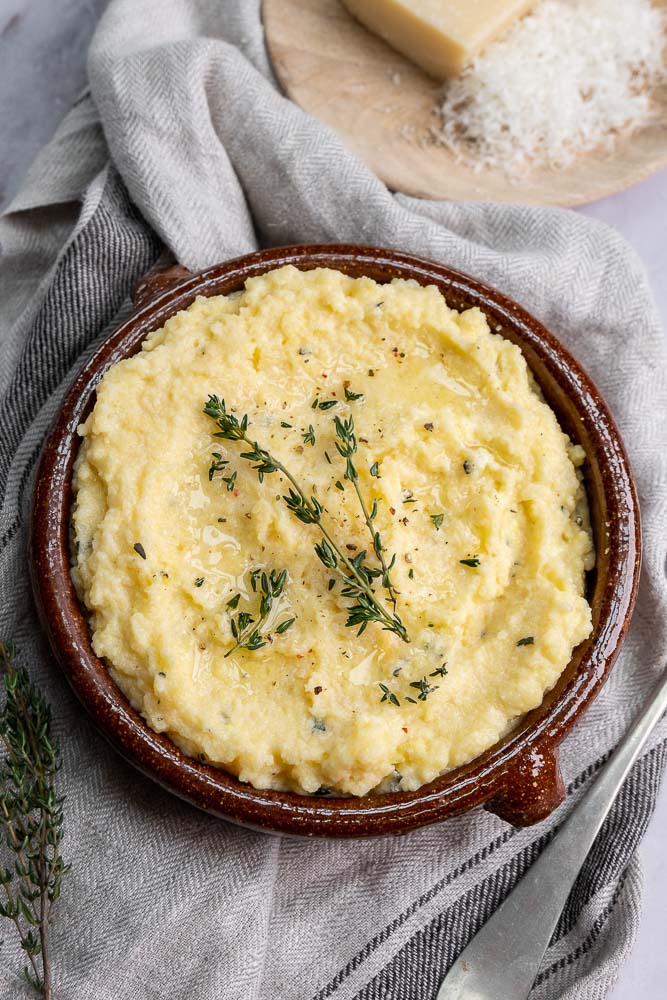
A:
71 262 594 798
31 246 640 835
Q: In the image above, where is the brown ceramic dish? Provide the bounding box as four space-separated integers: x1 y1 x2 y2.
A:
29 245 641 838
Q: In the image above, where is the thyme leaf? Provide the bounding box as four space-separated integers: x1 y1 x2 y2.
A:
379 683 400 707
344 388 364 402
303 425 316 447
276 618 296 635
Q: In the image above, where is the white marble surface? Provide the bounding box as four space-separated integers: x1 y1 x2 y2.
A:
0 1 665 997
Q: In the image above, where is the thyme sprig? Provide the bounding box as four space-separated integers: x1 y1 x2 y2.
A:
333 414 400 616
203 396 409 643
0 641 69 999
225 569 294 657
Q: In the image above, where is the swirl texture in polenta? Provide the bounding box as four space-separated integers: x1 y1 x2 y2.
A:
72 266 594 796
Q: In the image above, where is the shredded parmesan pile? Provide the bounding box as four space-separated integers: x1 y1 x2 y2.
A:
434 0 666 176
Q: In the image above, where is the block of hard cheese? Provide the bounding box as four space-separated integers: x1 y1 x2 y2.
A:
341 0 537 79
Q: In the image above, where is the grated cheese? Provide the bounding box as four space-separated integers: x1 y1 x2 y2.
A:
433 0 666 176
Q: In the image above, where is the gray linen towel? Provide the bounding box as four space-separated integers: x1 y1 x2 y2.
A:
1 2 666 997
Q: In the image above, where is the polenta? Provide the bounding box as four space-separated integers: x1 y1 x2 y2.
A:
72 266 594 796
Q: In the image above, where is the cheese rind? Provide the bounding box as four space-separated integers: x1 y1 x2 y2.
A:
342 0 537 79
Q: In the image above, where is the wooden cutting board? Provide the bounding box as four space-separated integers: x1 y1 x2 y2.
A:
262 0 667 207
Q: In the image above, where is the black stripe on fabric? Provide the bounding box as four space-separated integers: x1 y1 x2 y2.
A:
552 739 666 943
313 828 518 1000
533 870 629 989
349 743 666 1000
352 838 550 1000
0 167 162 507
311 753 611 1000
352 867 631 1000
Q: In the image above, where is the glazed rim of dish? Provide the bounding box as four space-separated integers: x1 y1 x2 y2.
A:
30 244 641 837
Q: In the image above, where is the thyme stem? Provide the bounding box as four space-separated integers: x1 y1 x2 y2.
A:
241 439 399 634
258 455 388 621
39 892 50 1000
349 473 398 614
332 413 401 620
314 521 403 636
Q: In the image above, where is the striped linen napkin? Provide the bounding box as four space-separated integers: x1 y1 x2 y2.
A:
0 2 666 997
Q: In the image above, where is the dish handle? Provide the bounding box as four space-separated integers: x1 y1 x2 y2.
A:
132 264 194 310
485 746 565 826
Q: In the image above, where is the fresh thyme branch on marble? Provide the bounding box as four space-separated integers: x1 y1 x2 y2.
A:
224 569 295 658
203 396 410 643
0 641 69 1000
